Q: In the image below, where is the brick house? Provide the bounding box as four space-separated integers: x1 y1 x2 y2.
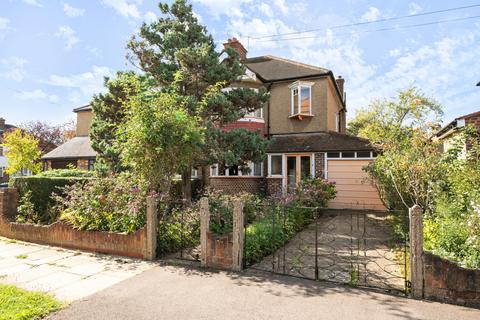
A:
0 118 18 184
41 105 96 171
208 38 385 211
433 110 480 153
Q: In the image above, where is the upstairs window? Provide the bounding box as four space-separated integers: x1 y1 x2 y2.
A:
289 81 314 117
245 107 263 119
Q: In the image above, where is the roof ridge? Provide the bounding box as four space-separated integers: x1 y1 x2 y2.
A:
262 55 330 72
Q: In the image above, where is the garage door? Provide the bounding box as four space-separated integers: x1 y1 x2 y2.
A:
327 160 386 211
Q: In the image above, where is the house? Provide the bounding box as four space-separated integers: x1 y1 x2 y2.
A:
41 105 96 170
207 38 385 211
0 118 17 184
433 110 480 153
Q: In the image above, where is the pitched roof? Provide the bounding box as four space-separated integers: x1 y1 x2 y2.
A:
267 132 373 153
73 105 92 112
244 55 330 82
434 110 480 138
41 136 96 160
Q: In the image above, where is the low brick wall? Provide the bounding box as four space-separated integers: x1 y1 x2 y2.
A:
0 188 153 259
206 232 233 269
266 177 282 195
423 252 480 307
209 177 265 194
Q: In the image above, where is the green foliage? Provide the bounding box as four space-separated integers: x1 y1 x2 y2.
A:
12 176 91 225
0 284 62 320
3 128 42 175
295 177 337 207
36 169 95 177
90 71 144 174
119 90 204 193
53 173 147 234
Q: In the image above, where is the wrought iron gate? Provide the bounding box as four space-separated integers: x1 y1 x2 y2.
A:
244 207 410 295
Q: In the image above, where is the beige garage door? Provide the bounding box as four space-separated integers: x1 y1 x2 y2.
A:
327 160 386 211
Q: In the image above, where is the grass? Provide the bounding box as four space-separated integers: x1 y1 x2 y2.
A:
0 284 62 320
15 254 28 260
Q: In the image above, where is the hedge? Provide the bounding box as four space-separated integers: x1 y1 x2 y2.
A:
12 176 92 224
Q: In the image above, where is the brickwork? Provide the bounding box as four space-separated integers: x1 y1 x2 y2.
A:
423 252 480 308
206 232 233 269
465 115 480 129
266 177 282 195
209 177 265 194
314 152 326 178
0 188 150 259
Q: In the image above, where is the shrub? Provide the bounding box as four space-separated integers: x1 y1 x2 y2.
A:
53 173 147 234
295 177 337 207
12 176 92 224
36 169 95 178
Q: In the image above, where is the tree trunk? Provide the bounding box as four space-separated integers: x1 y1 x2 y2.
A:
181 168 192 207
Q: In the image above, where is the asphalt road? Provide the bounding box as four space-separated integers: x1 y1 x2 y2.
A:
49 263 480 320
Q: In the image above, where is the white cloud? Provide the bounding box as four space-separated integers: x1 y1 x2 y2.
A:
389 48 401 58
360 7 380 22
22 0 42 7
46 65 113 96
100 0 142 21
63 3 85 17
0 56 28 82
273 0 288 15
55 25 80 50
258 3 273 18
192 0 252 18
143 11 157 23
85 46 102 58
408 2 422 15
15 89 59 103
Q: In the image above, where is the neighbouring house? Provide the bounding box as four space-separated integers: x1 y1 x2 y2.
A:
433 110 480 154
41 105 96 170
207 38 385 211
0 118 17 184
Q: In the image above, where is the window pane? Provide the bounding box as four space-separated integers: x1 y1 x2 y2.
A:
300 87 310 114
271 155 282 175
327 152 340 158
287 157 296 188
228 165 239 176
254 162 262 176
254 107 263 118
293 89 298 114
301 156 311 179
357 151 371 158
342 152 355 158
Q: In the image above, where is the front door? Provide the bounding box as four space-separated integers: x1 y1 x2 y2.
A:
286 154 312 190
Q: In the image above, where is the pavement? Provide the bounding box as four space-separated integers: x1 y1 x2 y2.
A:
0 237 154 301
49 262 480 320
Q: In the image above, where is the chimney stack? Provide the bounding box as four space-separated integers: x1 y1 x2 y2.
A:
223 37 247 61
0 118 5 131
335 76 345 98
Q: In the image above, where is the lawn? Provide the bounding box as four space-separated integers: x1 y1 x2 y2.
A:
0 284 62 320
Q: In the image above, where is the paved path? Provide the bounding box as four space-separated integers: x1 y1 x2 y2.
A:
0 237 153 301
253 210 406 292
49 263 480 320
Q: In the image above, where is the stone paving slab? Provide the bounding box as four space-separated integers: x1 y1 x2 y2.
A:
0 237 154 302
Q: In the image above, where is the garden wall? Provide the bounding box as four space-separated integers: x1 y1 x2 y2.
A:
423 252 480 308
209 177 265 194
0 188 156 260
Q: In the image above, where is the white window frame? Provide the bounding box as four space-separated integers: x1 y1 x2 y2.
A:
210 161 263 177
324 151 377 179
268 154 284 177
288 81 314 116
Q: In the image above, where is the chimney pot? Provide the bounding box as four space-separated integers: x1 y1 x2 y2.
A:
223 37 248 61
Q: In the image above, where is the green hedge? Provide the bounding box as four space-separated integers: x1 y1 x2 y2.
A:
12 176 92 224
36 169 95 178
244 204 315 266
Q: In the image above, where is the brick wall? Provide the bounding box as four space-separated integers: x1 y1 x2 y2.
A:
423 252 480 308
206 232 233 269
314 152 325 178
209 177 265 194
266 177 282 195
0 188 148 259
465 115 480 129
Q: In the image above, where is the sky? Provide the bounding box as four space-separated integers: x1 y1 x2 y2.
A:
0 0 479 127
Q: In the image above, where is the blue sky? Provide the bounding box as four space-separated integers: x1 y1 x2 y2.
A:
1 0 479 126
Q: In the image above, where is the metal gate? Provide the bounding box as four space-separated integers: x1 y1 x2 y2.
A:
244 206 410 295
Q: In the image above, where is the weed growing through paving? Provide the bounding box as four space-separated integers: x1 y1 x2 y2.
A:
15 254 28 259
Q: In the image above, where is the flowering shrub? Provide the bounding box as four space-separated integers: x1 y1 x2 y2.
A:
52 173 147 234
295 177 337 207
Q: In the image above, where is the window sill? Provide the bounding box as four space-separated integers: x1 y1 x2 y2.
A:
210 176 265 179
289 113 314 120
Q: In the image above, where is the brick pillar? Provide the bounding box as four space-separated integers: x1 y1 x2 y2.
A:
232 199 245 271
199 197 209 267
0 188 18 221
145 195 159 260
409 205 424 298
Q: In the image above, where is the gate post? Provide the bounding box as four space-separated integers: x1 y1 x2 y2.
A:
199 198 209 267
232 199 245 271
409 205 424 298
145 195 159 261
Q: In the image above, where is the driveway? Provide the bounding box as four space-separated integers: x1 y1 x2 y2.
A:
0 237 153 301
49 263 480 320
